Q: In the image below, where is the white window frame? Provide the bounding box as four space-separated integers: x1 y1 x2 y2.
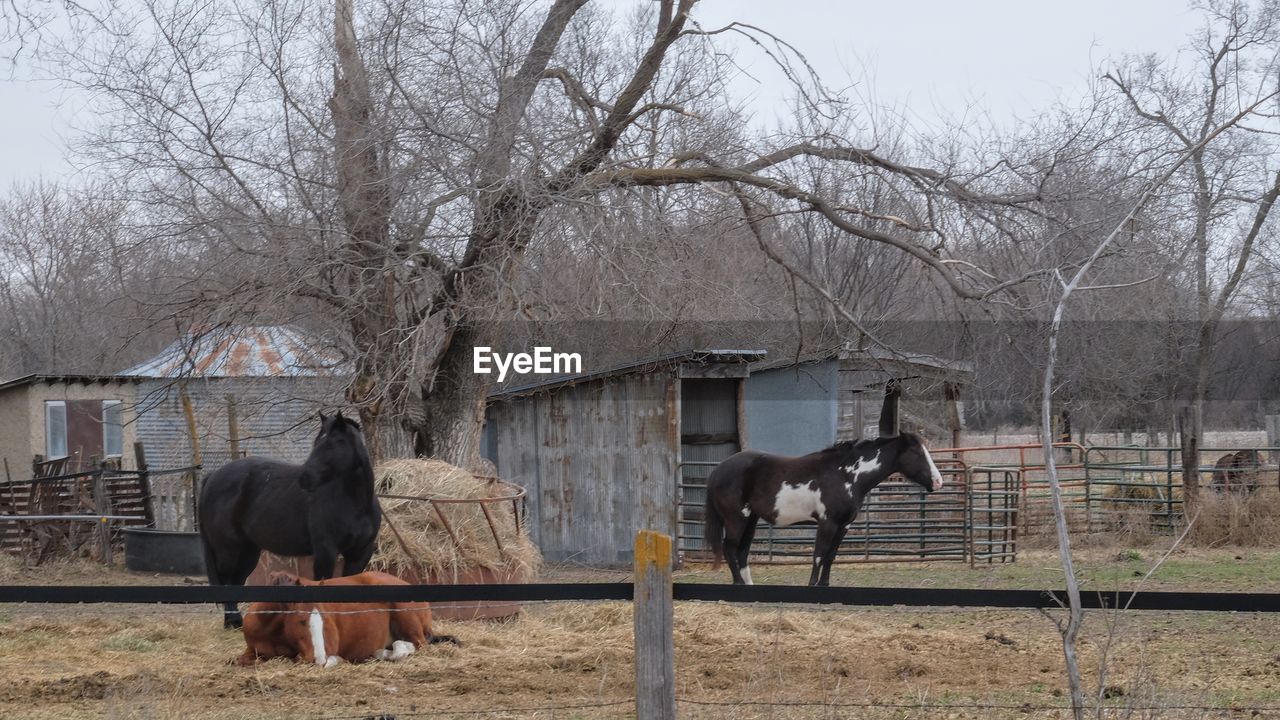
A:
102 400 124 458
45 401 68 459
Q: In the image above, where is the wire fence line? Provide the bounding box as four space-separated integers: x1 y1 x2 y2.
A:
2 582 1278 612
4 532 1278 719
312 700 635 719
294 698 1280 719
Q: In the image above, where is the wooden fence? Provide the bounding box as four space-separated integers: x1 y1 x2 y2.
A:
0 443 201 563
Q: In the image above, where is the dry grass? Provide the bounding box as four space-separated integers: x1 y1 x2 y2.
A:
369 459 542 582
1 553 1280 718
0 599 1277 719
1187 488 1280 547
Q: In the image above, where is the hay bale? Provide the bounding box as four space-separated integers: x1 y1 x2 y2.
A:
371 459 541 582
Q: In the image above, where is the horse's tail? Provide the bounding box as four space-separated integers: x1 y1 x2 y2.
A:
705 486 725 570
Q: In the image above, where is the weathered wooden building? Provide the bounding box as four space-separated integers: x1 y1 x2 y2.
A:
483 350 762 565
0 374 142 474
482 345 972 566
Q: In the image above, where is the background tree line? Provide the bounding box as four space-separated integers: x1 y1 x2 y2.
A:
2 0 1280 463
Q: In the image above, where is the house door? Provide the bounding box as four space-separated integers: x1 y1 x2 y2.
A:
676 377 741 558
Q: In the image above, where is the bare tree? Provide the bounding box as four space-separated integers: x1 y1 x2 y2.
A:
0 182 162 375
1106 0 1280 466
53 0 1068 465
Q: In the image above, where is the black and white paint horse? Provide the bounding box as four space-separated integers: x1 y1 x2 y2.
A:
703 384 944 586
199 412 381 628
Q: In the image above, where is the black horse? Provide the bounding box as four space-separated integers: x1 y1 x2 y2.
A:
703 384 943 586
199 412 381 628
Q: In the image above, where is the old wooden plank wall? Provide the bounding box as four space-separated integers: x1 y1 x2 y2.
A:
488 372 678 565
0 473 149 555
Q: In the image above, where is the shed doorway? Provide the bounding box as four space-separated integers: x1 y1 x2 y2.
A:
676 377 741 558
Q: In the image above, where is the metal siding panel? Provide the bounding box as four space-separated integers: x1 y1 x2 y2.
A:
490 399 542 548
679 378 738 436
539 392 564 561
742 360 839 456
634 373 677 542
135 377 339 470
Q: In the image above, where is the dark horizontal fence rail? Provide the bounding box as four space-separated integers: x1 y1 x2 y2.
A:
1 583 1278 612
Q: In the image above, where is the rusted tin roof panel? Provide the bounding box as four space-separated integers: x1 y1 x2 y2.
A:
122 326 343 378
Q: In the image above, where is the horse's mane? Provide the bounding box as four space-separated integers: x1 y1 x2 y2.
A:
820 440 858 454
818 439 872 462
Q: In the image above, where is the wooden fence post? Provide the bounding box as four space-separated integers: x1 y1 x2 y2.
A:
227 395 241 458
133 442 154 528
92 466 112 565
634 530 675 720
1178 406 1201 516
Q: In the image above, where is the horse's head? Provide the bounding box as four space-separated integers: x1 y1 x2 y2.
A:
268 571 303 586
891 432 944 493
299 411 370 491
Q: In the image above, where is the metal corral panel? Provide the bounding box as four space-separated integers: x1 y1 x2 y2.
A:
486 372 679 566
742 360 839 456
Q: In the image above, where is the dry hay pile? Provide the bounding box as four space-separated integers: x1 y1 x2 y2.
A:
1187 487 1280 547
371 459 541 581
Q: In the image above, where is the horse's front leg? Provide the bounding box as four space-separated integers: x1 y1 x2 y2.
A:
340 539 377 576
736 515 759 585
311 540 340 580
817 523 848 586
809 522 839 586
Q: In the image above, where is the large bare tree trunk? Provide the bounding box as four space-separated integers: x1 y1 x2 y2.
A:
332 0 398 462
415 322 489 468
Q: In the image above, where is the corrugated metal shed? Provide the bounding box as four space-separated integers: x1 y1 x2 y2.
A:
133 377 341 469
485 350 759 565
122 326 344 472
122 326 342 378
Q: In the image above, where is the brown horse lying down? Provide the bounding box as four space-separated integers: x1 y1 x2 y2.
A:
234 570 458 667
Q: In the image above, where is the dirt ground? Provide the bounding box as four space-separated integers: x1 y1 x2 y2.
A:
1 550 1278 719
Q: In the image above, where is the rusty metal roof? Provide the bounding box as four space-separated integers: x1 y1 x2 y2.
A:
121 326 343 378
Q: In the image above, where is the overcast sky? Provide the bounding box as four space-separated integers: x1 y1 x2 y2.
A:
0 0 1204 187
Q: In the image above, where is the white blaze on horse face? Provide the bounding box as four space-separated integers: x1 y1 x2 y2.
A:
308 609 327 666
922 444 944 490
741 505 751 518
773 481 826 526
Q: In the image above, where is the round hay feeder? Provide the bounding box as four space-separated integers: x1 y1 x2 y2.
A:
247 460 538 621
